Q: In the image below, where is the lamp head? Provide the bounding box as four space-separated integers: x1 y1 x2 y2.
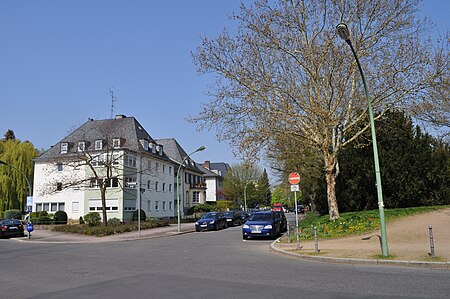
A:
336 23 351 42
196 146 206 152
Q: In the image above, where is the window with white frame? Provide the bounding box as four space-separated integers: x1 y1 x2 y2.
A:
113 138 121 148
60 142 68 154
89 199 119 211
95 139 103 150
169 166 172 175
56 163 63 171
140 139 149 151
169 184 172 192
155 201 159 210
155 181 159 191
72 202 79 213
162 201 166 210
169 201 172 210
155 162 159 172
36 202 65 212
162 183 166 192
147 180 151 190
147 200 152 211
77 141 85 152
152 143 156 153
193 191 200 204
125 177 136 188
125 154 136 167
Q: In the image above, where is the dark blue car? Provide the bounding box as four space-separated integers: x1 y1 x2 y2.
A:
242 211 281 240
195 212 227 232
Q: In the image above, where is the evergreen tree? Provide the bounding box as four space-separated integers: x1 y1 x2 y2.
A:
256 169 271 206
3 129 16 140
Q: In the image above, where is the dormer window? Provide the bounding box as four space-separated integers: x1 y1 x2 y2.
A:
60 142 68 154
113 138 121 148
95 140 103 150
140 139 149 151
151 143 156 154
77 141 85 152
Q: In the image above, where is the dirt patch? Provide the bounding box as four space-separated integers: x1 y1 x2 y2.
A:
277 209 450 261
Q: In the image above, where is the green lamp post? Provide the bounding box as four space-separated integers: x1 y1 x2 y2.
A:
336 23 389 256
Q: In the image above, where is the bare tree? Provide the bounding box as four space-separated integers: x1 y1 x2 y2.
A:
190 0 446 219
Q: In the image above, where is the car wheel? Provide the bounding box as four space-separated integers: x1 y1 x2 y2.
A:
224 222 228 229
243 235 249 240
215 223 219 231
196 228 201 232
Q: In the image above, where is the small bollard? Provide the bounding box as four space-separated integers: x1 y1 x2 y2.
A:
428 225 435 257
314 226 319 253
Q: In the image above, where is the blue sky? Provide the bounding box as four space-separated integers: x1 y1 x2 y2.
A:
1 0 448 170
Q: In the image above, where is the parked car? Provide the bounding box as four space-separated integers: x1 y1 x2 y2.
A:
223 211 242 227
242 211 281 240
273 210 287 233
238 211 250 223
0 219 25 238
195 212 227 232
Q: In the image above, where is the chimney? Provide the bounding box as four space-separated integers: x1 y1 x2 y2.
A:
115 114 126 119
203 160 211 169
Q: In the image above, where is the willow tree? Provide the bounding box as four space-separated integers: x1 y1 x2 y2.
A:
0 137 38 214
190 0 446 219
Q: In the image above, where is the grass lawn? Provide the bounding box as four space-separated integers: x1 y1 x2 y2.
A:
287 205 450 242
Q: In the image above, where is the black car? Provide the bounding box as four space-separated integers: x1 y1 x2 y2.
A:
238 211 250 223
223 211 242 227
273 210 287 233
195 212 227 231
242 211 281 240
0 219 25 238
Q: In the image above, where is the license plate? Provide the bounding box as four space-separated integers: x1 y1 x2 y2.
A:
10 227 18 230
251 230 261 233
200 224 207 227
227 219 232 221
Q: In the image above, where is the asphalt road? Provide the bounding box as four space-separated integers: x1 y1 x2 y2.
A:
1 225 449 299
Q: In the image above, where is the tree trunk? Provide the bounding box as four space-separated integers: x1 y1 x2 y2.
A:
324 153 340 220
100 187 108 226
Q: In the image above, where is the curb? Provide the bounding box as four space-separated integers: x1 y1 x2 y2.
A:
13 229 196 244
270 240 450 269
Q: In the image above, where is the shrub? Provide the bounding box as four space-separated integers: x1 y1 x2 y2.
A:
108 217 122 227
79 216 85 224
35 216 52 225
132 209 146 221
3 209 22 219
54 210 68 224
84 212 101 226
216 200 237 212
193 204 215 213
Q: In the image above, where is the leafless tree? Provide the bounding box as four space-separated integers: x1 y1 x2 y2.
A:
190 0 447 219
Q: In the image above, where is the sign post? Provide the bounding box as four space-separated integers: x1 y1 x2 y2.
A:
289 172 301 250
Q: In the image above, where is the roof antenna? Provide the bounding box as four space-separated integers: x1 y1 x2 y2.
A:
109 87 118 119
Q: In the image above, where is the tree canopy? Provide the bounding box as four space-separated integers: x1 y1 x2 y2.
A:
190 0 448 219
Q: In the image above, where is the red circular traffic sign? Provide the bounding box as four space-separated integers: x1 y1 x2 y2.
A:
288 172 300 185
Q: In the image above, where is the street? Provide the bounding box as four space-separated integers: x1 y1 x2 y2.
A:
1 226 449 298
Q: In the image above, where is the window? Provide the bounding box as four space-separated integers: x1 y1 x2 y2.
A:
36 203 42 212
125 177 136 188
43 203 49 211
56 182 62 191
169 184 172 192
92 154 105 167
60 142 68 154
95 140 103 150
140 139 149 151
155 162 159 172
113 138 121 148
89 199 119 212
169 201 172 210
51 203 58 212
147 200 152 211
163 165 166 173
193 191 200 204
59 203 65 211
125 154 136 167
169 166 172 175
155 181 159 191
72 202 79 213
56 163 63 171
162 183 166 192
152 143 156 153
162 201 166 210
147 180 151 190
111 177 119 188
155 201 159 210
77 141 85 152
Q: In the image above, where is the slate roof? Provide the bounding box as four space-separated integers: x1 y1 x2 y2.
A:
35 115 169 162
155 138 203 173
208 162 231 177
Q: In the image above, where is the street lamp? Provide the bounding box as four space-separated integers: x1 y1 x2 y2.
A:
336 23 389 256
0 160 33 238
243 180 252 212
177 146 206 232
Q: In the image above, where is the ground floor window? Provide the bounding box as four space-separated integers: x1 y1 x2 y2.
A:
89 199 119 211
35 202 65 212
193 191 200 204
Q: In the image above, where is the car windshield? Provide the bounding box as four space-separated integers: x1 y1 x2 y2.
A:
201 213 218 220
2 219 21 225
249 213 272 221
224 212 234 216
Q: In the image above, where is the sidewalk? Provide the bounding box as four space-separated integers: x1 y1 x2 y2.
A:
15 223 196 244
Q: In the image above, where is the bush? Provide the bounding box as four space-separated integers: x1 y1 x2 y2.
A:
108 217 122 227
3 209 22 219
84 212 101 226
132 209 146 221
193 204 215 213
216 200 237 212
54 210 68 224
79 216 85 224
